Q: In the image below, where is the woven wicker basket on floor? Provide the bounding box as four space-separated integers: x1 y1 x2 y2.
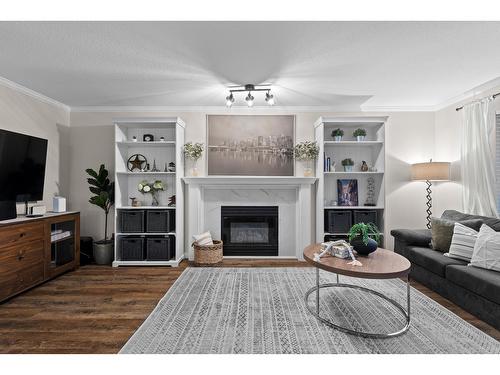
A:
193 240 223 265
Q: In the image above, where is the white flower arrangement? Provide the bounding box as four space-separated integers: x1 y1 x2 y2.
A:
184 142 204 161
138 180 165 194
294 141 320 161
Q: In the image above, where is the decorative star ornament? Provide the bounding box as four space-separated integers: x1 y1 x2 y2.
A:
128 154 146 172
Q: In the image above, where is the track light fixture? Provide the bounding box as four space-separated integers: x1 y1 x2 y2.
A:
224 84 275 107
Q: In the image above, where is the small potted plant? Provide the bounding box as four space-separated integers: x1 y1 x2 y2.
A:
86 164 115 265
138 180 165 206
294 141 320 176
341 158 355 172
331 128 344 142
184 142 204 176
353 128 367 142
348 222 380 256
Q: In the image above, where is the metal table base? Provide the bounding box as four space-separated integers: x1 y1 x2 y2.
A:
305 268 411 339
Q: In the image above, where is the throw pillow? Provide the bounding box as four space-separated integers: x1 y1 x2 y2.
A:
469 224 500 272
193 231 214 246
431 217 483 252
444 222 479 261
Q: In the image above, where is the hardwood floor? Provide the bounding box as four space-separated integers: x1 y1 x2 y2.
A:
0 260 498 353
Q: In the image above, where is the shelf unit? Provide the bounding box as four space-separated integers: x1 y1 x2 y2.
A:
113 118 185 267
314 116 387 244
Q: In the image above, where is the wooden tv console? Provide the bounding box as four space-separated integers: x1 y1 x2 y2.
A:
0 211 80 302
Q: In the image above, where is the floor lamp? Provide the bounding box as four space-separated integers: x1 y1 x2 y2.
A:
411 160 450 229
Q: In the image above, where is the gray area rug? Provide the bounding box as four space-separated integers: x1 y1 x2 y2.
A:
120 267 500 354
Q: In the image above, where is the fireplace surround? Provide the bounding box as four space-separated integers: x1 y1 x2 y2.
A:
221 206 278 256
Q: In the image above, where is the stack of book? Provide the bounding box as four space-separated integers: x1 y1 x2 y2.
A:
51 229 72 242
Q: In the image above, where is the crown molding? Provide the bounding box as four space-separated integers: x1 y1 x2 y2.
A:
360 105 436 112
69 105 368 113
0 76 70 112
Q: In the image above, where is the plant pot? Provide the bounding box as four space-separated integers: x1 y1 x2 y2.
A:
93 240 114 265
356 136 366 142
333 136 342 142
343 165 353 172
303 160 314 177
351 238 378 256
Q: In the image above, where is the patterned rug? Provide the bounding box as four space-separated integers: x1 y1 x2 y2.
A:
120 267 500 354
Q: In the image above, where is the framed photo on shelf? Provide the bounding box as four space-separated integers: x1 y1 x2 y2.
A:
337 179 358 206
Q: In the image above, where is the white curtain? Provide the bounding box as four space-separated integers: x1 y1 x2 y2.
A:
461 97 499 217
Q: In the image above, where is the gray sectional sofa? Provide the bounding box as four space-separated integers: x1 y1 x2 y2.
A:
391 210 500 330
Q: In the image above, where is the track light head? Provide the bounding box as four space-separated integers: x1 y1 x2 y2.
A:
225 93 234 107
245 92 254 107
265 91 275 106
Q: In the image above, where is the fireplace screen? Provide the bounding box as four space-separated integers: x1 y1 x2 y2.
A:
221 206 278 256
230 222 269 243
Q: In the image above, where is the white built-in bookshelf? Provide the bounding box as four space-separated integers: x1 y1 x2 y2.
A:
314 116 387 244
113 118 185 267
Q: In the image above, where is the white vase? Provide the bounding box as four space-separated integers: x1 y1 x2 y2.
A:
333 136 342 142
356 135 366 142
344 165 353 172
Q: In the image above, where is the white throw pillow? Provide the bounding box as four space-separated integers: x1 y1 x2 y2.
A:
193 231 214 246
444 222 479 261
469 224 500 272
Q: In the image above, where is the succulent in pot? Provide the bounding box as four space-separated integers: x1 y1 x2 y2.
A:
348 222 380 256
353 128 367 142
341 158 355 172
331 128 344 142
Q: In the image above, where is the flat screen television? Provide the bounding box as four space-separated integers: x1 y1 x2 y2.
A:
0 129 48 219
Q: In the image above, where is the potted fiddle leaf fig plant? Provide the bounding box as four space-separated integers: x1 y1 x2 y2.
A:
348 222 380 256
86 164 115 265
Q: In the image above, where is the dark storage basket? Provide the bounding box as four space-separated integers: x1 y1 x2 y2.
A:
146 236 175 261
121 237 145 261
146 210 172 233
119 210 145 233
325 210 352 234
353 210 378 226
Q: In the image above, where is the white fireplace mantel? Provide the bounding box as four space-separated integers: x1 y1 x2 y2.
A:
183 176 317 260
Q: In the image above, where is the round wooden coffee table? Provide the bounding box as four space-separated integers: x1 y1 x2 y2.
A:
303 243 411 339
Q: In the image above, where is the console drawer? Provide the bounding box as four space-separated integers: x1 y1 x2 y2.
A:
0 222 44 250
0 261 44 301
0 240 45 274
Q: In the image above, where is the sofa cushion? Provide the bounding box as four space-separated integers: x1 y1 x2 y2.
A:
446 265 500 305
390 229 432 247
430 217 483 252
442 210 500 232
407 246 467 277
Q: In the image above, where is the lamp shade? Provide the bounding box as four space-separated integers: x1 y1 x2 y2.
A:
411 161 450 181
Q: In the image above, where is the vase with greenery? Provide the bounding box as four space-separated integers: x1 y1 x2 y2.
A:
138 180 165 206
86 164 115 265
353 128 367 142
294 141 319 176
331 128 344 142
341 158 355 172
184 142 204 176
348 222 380 256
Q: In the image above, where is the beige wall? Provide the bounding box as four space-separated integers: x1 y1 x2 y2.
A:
70 109 437 248
0 84 70 213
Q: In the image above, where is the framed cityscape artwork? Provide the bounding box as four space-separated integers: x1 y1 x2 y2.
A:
207 115 295 176
337 179 358 206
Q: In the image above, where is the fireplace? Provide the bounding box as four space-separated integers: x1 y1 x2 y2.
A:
221 206 278 256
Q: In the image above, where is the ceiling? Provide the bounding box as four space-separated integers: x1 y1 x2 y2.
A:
1 21 500 110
